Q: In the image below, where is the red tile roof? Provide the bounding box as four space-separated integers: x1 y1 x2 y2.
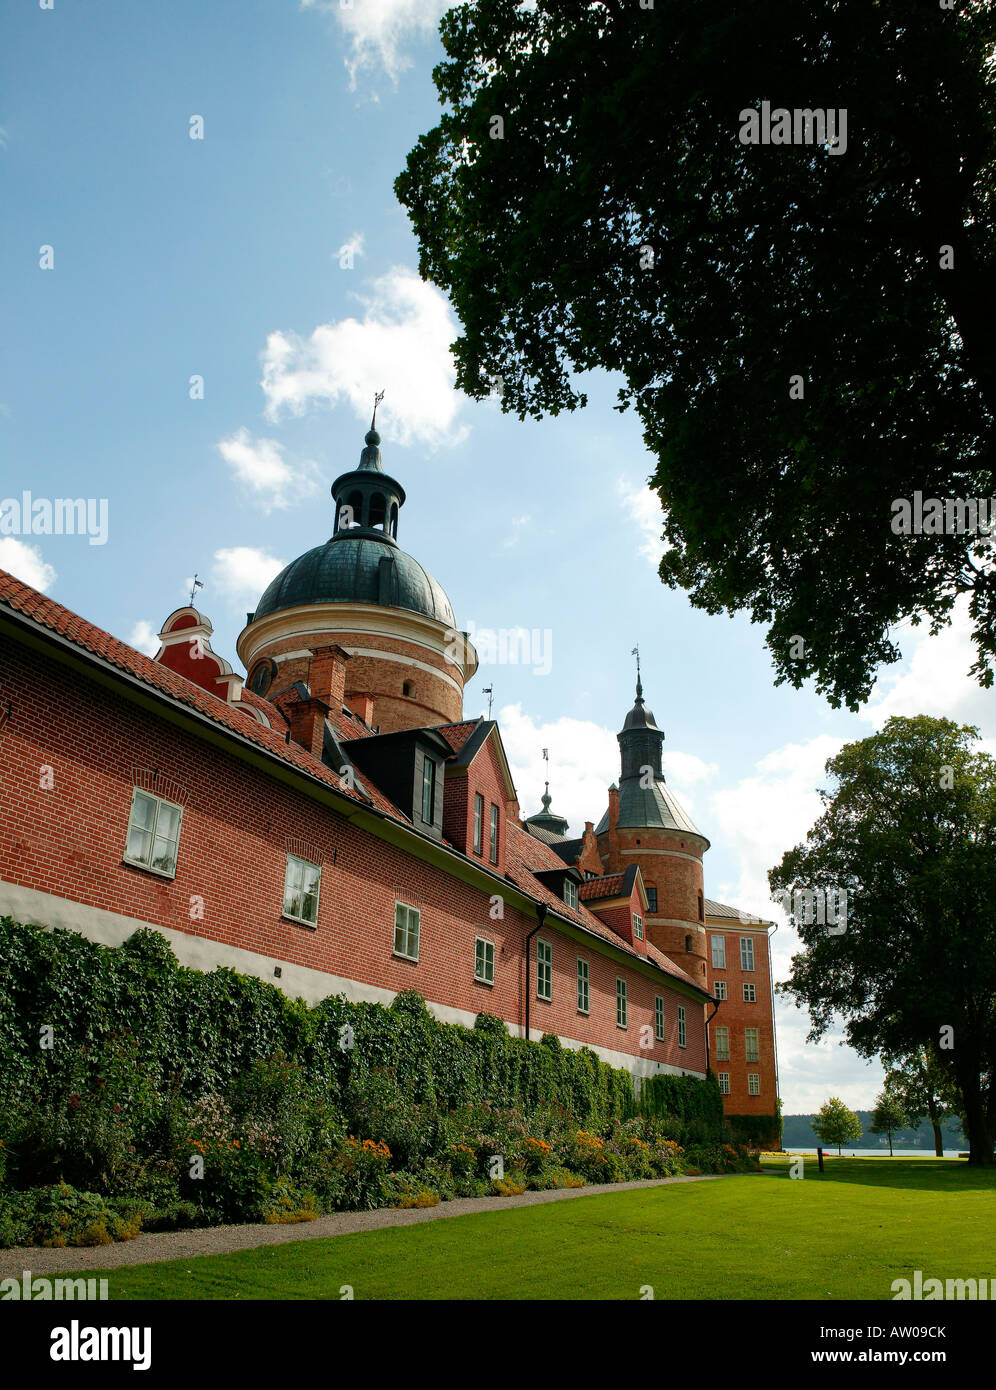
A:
0 569 402 821
579 874 624 901
436 718 483 755
506 822 699 989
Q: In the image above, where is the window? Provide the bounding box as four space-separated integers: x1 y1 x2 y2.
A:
124 789 183 878
633 913 643 940
718 1072 731 1096
403 680 415 698
745 1027 760 1062
577 958 590 1014
711 935 726 969
473 793 484 854
655 995 665 1041
715 1025 730 1060
393 902 420 961
714 980 728 1001
698 891 704 922
743 982 756 1003
489 804 499 864
748 1073 760 1096
616 978 628 1028
740 936 755 971
282 853 321 926
536 939 552 1000
421 757 436 824
677 1004 687 1048
474 937 495 985
645 885 657 913
564 878 578 910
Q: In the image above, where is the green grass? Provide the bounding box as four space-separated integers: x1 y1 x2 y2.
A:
65 1160 996 1300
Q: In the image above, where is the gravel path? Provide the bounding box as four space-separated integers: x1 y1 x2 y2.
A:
0 1174 722 1275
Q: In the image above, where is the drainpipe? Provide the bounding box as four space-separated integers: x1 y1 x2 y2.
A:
523 904 547 1044
768 920 782 1136
705 994 722 1076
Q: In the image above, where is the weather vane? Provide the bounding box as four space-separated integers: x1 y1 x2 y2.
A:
371 389 385 431
632 644 642 697
483 684 494 718
189 573 204 607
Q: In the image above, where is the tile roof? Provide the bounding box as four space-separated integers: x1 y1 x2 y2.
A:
579 873 624 901
506 823 700 990
435 718 482 756
523 821 568 846
704 898 768 925
0 569 403 822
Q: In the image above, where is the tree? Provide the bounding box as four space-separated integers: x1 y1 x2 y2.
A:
812 1097 863 1156
883 1046 962 1157
397 0 996 710
869 1088 908 1157
772 715 996 1165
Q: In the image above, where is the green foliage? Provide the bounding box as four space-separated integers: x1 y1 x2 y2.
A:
772 716 996 1164
812 1098 864 1154
0 918 728 1243
396 0 996 709
869 1090 909 1155
725 1114 782 1149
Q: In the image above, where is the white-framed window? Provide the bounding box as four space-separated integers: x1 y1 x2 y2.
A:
282 853 321 926
123 788 183 878
616 978 627 1028
473 793 484 854
420 757 436 824
393 901 420 961
564 878 578 910
576 957 589 1013
715 1025 730 1061
489 804 499 864
714 980 727 1001
633 913 643 940
711 934 726 969
740 936 755 971
536 938 552 1000
743 982 756 1002
474 936 495 985
718 1072 731 1096
677 1004 687 1048
748 1073 760 1096
655 995 665 1041
745 1027 760 1062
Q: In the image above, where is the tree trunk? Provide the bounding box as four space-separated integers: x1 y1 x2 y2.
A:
927 1097 943 1157
888 1132 894 1157
958 1073 994 1166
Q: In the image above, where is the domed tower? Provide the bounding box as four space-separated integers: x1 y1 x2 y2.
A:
595 671 710 987
236 409 477 734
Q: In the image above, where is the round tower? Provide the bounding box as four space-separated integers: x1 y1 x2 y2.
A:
595 676 710 987
236 412 477 734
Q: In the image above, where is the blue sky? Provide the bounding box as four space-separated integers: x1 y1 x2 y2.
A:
3 0 993 1115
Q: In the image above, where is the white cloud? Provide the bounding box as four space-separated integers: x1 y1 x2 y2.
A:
128 620 160 657
861 596 996 744
211 546 286 609
0 537 56 591
303 0 465 88
616 479 667 566
217 428 320 512
502 514 532 549
260 267 469 449
496 701 714 836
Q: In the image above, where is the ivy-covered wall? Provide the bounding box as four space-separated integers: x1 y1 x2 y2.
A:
0 918 721 1131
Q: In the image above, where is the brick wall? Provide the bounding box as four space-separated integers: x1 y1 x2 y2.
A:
705 921 778 1116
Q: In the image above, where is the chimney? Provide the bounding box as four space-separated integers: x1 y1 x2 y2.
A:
355 693 375 726
285 695 329 759
608 786 620 832
309 645 350 711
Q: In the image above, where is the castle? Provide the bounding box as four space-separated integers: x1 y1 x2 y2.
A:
0 420 779 1139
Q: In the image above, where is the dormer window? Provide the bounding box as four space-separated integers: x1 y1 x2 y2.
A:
421 757 436 824
564 879 578 910
633 913 643 940
473 793 484 854
489 804 499 864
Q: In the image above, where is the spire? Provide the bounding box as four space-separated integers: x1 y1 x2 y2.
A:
359 391 386 472
330 394 406 542
524 748 570 837
632 644 642 701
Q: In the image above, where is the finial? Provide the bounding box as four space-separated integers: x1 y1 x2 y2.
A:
189 573 204 608
631 644 643 700
483 684 494 718
367 389 385 445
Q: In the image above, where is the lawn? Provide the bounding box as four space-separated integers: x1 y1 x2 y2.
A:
67 1159 995 1300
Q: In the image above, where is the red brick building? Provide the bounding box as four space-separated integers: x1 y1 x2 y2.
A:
0 424 777 1123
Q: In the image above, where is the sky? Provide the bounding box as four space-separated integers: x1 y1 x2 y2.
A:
3 0 993 1114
